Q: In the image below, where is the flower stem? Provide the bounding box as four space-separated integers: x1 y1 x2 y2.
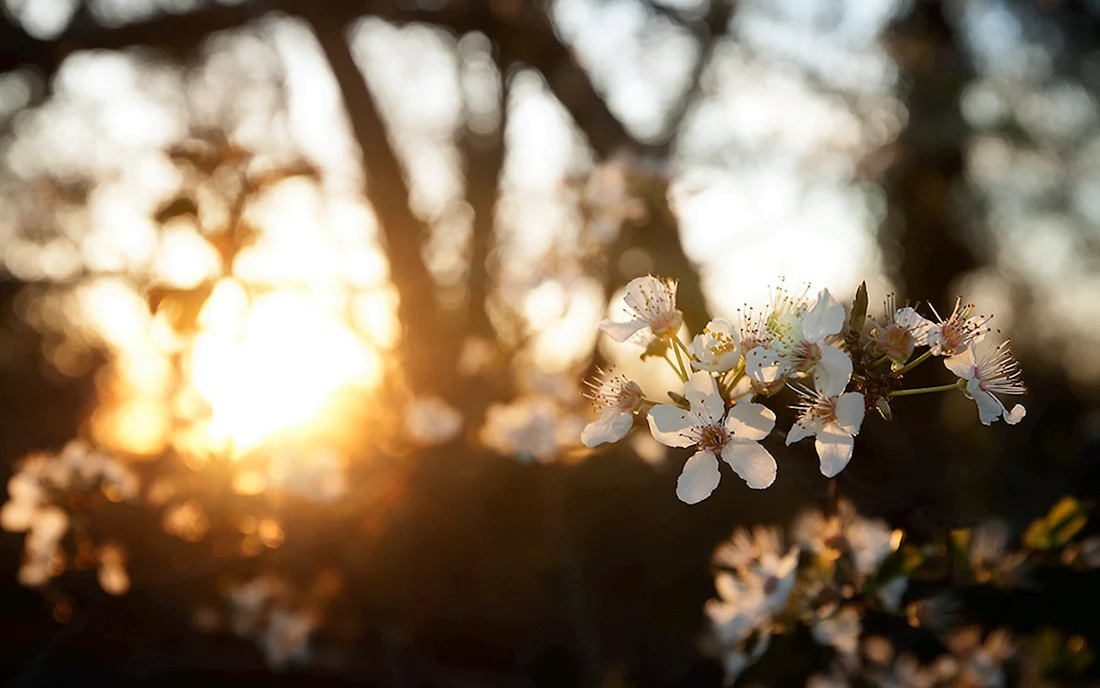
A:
888 381 962 397
893 349 934 377
871 354 891 367
670 336 690 382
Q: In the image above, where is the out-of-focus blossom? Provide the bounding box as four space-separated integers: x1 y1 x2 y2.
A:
261 608 315 669
948 627 1014 688
599 276 683 342
581 368 647 447
404 396 463 446
1 441 138 589
648 371 777 503
97 543 130 596
265 446 347 504
628 430 667 466
481 396 581 463
713 526 784 571
579 163 646 243
813 605 862 658
457 336 496 376
944 337 1026 426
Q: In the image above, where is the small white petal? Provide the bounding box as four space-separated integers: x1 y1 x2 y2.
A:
746 346 784 386
1006 404 1026 425
801 288 846 343
814 345 853 399
722 439 777 489
684 371 725 424
725 402 775 442
944 349 976 379
815 424 854 478
786 418 815 445
647 405 696 447
598 318 647 342
581 408 634 447
967 380 1003 425
729 374 754 402
895 307 933 345
834 392 866 437
676 450 721 504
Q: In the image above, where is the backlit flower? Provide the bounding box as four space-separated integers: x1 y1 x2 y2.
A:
944 337 1026 425
648 371 778 503
405 396 463 446
599 275 683 342
927 298 990 357
581 368 646 447
786 385 866 478
873 297 934 365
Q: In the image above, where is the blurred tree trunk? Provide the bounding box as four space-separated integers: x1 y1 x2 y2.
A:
882 1 979 311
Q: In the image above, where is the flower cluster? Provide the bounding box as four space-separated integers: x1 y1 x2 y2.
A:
0 440 138 590
705 496 1100 685
584 276 1028 503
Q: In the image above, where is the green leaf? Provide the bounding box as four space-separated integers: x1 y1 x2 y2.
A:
667 391 689 409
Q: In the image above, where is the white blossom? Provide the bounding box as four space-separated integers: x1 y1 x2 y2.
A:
481 397 580 463
873 300 934 365
599 276 683 342
647 371 778 503
691 318 741 372
927 298 990 357
581 368 646 447
786 384 866 479
944 337 1026 426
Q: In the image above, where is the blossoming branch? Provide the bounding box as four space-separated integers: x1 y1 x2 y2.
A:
583 276 1027 504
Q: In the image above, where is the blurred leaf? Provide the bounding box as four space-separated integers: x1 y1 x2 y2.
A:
1024 497 1088 550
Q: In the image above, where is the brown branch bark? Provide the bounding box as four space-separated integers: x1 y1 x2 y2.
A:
303 8 440 391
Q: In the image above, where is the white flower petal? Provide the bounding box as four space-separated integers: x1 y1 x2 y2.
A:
646 405 696 447
684 371 725 424
746 346 784 386
1006 404 1026 425
814 345 853 398
722 439 777 489
815 424 854 478
725 402 775 441
786 418 815 445
834 392 866 437
729 374 754 402
676 450 721 504
967 379 1003 425
895 307 932 345
581 408 633 447
598 318 647 342
944 349 976 379
801 288 846 343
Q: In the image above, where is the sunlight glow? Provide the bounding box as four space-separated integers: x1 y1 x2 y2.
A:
187 285 383 455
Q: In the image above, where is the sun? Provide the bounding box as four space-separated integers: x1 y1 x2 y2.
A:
184 279 384 456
